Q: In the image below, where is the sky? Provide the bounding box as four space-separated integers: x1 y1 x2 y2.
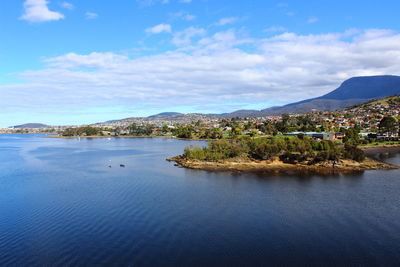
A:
1 0 400 127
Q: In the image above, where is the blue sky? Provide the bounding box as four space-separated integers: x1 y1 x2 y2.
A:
1 0 400 126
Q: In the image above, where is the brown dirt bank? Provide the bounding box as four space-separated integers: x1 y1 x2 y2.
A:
167 156 399 175
362 145 400 156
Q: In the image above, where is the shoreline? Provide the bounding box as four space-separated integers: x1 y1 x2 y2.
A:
167 156 399 175
47 135 167 139
46 135 214 141
361 145 400 151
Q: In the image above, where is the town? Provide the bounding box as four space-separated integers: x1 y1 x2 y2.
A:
1 96 399 144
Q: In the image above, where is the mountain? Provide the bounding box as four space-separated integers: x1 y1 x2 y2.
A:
13 123 49 129
99 75 400 124
319 75 400 100
148 112 182 118
223 75 400 117
220 110 259 118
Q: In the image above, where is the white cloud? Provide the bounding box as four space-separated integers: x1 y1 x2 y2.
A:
180 0 192 3
171 11 196 21
85 12 98 19
1 29 400 116
308 17 318 23
172 27 206 46
60 1 74 10
20 0 64 23
146 24 172 34
214 17 238 26
44 52 129 69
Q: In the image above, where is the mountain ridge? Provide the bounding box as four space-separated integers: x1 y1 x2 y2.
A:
94 75 400 124
224 75 400 117
148 112 183 118
13 123 49 129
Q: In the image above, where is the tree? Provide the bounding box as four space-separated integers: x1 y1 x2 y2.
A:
379 116 397 136
174 126 193 139
161 123 169 134
281 114 290 124
230 127 241 137
144 124 154 136
343 127 361 145
344 144 365 162
62 128 77 136
128 123 138 135
210 128 223 139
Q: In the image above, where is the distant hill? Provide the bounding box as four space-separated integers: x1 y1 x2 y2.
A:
222 75 400 117
13 123 49 129
148 112 182 118
220 110 259 118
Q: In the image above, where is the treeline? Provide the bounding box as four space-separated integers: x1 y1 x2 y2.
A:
183 136 365 164
173 126 223 139
62 126 99 136
127 123 155 136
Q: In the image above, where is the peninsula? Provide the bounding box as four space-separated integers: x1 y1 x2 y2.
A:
167 136 399 174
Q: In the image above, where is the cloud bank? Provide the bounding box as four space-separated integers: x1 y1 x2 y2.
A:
2 29 400 117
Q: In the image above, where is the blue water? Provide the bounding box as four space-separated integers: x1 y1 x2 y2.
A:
1 134 400 266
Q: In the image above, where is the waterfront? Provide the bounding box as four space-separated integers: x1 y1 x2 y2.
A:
1 134 400 266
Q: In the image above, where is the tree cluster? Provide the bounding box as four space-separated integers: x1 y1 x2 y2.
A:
62 126 99 136
183 136 366 164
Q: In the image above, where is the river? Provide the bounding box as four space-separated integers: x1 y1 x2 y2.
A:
1 134 399 266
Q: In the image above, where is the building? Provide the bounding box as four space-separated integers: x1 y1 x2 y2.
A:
284 132 336 140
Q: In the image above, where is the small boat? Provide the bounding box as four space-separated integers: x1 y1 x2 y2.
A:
120 164 125 168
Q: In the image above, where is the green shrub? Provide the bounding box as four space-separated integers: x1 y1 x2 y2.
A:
344 144 365 162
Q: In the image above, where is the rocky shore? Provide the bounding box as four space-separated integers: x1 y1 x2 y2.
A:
167 155 399 175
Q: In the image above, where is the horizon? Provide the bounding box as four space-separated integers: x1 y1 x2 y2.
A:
1 0 400 127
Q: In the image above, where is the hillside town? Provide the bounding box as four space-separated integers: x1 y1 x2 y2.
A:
2 96 399 142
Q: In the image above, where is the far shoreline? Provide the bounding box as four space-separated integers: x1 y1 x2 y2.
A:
46 135 215 141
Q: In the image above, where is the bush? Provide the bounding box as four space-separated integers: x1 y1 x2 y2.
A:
251 143 280 160
344 144 365 162
184 146 206 160
280 152 305 164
